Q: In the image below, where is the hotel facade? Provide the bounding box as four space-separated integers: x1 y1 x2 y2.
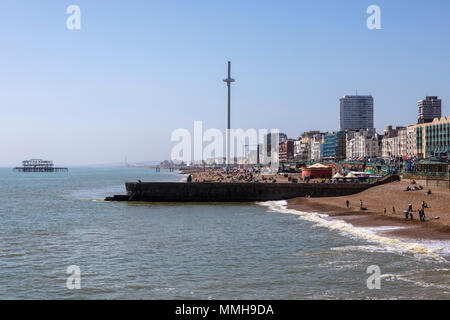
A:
381 126 407 159
346 129 381 160
410 117 450 158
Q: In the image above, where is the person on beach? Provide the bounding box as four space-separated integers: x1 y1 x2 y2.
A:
360 200 363 210
426 189 432 195
392 206 396 214
346 200 350 208
419 209 425 222
422 201 429 209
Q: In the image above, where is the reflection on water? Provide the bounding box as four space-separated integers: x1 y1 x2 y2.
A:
0 168 448 299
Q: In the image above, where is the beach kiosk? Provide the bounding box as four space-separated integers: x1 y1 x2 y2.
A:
332 172 344 182
302 163 333 179
345 172 357 181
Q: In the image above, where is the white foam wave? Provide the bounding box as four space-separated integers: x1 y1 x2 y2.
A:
260 200 448 262
381 273 450 290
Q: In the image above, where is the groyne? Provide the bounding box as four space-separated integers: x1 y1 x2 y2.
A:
105 175 399 202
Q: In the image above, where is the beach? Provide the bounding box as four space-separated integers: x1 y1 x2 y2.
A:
181 168 450 241
288 180 450 241
181 168 304 183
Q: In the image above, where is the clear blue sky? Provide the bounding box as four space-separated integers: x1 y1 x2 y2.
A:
1 0 449 166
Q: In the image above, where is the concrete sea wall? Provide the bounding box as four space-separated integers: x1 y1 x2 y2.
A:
401 176 450 190
105 175 399 202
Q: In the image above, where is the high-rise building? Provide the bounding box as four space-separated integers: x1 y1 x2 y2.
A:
340 95 374 131
418 96 441 124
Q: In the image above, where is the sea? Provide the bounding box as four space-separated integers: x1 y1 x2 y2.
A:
0 168 449 299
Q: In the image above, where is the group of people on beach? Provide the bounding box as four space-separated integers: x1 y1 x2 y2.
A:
403 180 433 196
185 168 290 184
344 199 367 211
344 191 431 223
404 201 429 222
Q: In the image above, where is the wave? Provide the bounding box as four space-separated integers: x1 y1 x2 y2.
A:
381 272 450 290
259 200 448 262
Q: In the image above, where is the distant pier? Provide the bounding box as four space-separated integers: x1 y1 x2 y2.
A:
155 167 175 172
13 159 68 173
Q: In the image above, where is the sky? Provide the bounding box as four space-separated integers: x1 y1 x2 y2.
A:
1 0 449 166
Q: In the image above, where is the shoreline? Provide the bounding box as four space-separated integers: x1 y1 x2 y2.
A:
175 170 450 258
286 181 450 243
266 200 450 261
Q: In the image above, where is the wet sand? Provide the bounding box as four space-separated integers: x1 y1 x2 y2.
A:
287 180 450 241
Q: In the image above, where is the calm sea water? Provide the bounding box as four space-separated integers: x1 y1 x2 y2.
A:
0 168 449 299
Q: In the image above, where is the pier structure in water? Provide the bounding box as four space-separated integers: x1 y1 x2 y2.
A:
13 159 68 172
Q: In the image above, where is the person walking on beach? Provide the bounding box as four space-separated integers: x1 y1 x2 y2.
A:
419 208 426 222
346 200 350 208
360 199 363 210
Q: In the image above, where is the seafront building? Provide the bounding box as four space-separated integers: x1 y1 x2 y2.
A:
321 131 347 161
340 95 374 130
406 125 417 158
346 129 381 160
381 126 407 159
310 134 324 161
279 139 295 163
267 96 447 167
294 139 310 163
263 132 288 162
293 131 323 163
409 117 450 158
418 96 442 124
